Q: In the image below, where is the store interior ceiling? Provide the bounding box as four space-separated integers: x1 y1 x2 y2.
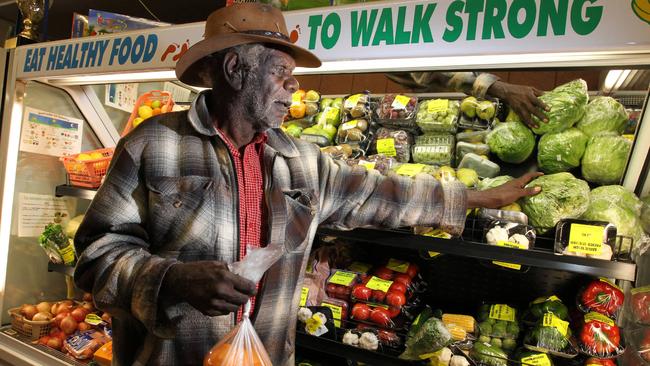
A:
0 0 647 94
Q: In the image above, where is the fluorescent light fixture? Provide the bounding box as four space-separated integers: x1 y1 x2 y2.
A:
45 70 177 85
603 69 632 93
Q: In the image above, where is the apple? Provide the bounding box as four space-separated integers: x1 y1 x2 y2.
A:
151 100 162 109
461 96 478 117
476 100 496 120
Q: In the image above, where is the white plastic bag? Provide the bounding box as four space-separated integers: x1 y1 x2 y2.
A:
204 244 284 366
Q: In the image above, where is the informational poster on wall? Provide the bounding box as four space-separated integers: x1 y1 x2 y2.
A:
19 107 83 157
163 81 191 103
17 193 72 237
105 83 139 112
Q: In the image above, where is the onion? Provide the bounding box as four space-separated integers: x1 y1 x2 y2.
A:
82 293 93 302
81 301 95 312
77 322 91 332
71 307 88 322
36 302 51 314
60 315 78 335
37 335 50 345
55 301 73 315
101 312 111 325
20 304 38 320
54 312 69 328
32 312 53 322
46 336 62 350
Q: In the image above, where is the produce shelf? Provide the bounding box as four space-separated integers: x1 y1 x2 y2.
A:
47 262 75 277
55 184 97 200
317 228 637 282
0 326 84 366
295 331 423 366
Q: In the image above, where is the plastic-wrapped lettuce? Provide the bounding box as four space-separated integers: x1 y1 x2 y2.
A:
581 197 644 254
532 79 588 135
537 128 588 173
590 185 642 215
576 96 628 137
581 133 631 185
641 195 650 234
519 173 590 233
478 176 514 191
486 121 536 163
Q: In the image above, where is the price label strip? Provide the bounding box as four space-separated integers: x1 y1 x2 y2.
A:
543 313 569 337
392 95 411 110
489 304 516 322
567 223 604 255
427 99 449 113
376 138 397 157
395 163 426 177
344 94 362 109
521 354 551 366
321 303 343 328
300 287 309 306
365 276 393 293
328 270 356 287
492 240 526 270
584 312 615 326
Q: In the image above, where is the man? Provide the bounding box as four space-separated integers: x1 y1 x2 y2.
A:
387 72 548 129
73 4 541 365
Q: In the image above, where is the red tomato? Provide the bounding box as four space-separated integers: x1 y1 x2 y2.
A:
386 291 407 308
406 263 419 279
374 266 394 280
326 283 338 295
378 329 400 345
370 307 392 327
371 290 386 303
351 303 371 321
388 282 407 294
585 358 616 366
352 284 372 301
393 274 411 287
387 307 401 318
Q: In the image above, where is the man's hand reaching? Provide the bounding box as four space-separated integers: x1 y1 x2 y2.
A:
488 81 549 129
467 172 543 209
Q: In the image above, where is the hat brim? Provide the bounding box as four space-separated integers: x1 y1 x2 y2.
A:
175 33 322 87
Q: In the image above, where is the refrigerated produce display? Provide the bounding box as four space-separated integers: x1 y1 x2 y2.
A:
0 1 649 365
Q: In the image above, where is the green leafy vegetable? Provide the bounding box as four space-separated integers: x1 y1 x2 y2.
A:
478 176 514 191
532 79 589 135
537 128 588 174
576 96 628 137
581 133 631 185
470 342 508 366
486 121 536 164
400 317 451 360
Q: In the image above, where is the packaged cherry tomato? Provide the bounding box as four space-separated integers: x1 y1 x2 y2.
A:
351 275 408 312
578 278 625 320
578 312 624 358
320 297 349 328
325 270 360 301
376 94 419 129
355 323 404 349
628 285 650 325
370 128 413 163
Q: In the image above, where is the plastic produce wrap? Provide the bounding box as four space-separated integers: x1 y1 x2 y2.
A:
457 130 488 143
320 297 349 328
458 97 498 130
527 296 570 322
477 176 514 191
642 195 650 235
626 327 650 364
355 325 404 349
524 313 577 357
315 105 342 127
416 99 460 133
399 317 452 360
325 269 360 301
297 306 337 339
484 222 535 271
335 118 371 146
591 186 643 215
531 79 589 135
391 163 438 179
371 127 413 163
376 94 418 129
342 329 380 351
342 92 371 119
345 154 399 176
351 274 409 312
582 133 632 185
478 208 528 225
477 304 521 353
470 341 509 366
63 330 110 360
519 173 590 234
629 285 650 325
486 121 536 164
320 144 356 160
456 142 490 162
441 314 476 342
577 279 624 320
576 96 628 137
288 89 321 121
554 219 617 260
458 153 500 178
413 134 455 166
537 128 589 174
578 312 624 358
456 168 480 188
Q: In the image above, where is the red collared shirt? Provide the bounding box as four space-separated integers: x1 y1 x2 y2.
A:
218 129 267 321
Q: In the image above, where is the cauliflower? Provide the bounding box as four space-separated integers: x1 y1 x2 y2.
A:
486 227 509 245
359 332 379 350
450 355 470 366
508 234 530 249
342 331 360 347
298 307 312 323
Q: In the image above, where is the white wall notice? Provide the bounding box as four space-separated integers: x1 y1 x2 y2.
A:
105 83 139 112
163 81 192 103
19 107 83 157
17 193 71 237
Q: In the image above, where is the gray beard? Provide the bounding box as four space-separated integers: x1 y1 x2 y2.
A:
240 72 279 131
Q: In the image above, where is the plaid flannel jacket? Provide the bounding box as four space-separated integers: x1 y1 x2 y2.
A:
73 91 467 366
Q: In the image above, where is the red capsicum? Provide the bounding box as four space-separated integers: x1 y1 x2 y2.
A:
580 319 621 356
585 357 617 366
632 289 650 325
580 280 624 318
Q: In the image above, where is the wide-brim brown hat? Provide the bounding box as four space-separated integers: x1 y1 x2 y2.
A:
176 3 321 87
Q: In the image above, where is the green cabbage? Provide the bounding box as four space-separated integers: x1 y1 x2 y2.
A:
520 173 590 233
537 128 588 173
576 96 628 137
581 198 643 254
486 121 536 163
641 195 650 234
478 175 514 191
590 185 642 215
581 133 631 185
532 79 589 135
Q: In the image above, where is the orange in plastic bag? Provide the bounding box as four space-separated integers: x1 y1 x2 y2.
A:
204 301 272 366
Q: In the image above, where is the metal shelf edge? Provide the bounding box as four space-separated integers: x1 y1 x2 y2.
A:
318 228 637 282
47 262 75 277
0 327 81 366
55 185 97 200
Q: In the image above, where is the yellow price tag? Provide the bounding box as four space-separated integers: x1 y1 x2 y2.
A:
543 313 569 336
328 270 356 286
427 99 449 113
492 261 522 270
567 224 604 255
300 287 309 306
85 314 103 325
344 94 362 109
489 304 516 322
392 95 411 109
386 258 409 273
59 243 76 266
306 315 324 333
532 295 561 304
358 160 376 170
349 262 372 273
395 163 426 177
365 276 393 293
423 229 451 239
632 285 650 294
599 277 622 291
341 120 357 130
492 240 525 270
428 251 441 258
585 312 615 326
321 303 342 327
326 107 339 120
377 138 397 157
521 354 551 366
